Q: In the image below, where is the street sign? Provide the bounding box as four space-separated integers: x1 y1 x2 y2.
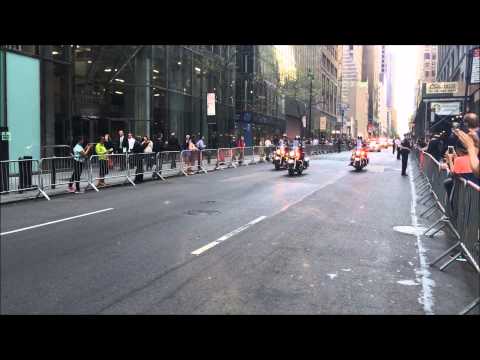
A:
320 117 327 131
426 82 458 95
1 131 10 141
430 102 461 116
470 47 480 84
207 93 216 116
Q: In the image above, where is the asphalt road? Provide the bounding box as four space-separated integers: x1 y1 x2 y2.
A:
1 150 477 314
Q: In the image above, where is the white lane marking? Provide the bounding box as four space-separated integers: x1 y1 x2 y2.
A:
327 273 338 279
408 162 435 314
0 208 114 236
191 216 267 256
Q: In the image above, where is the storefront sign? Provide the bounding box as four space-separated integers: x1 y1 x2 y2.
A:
430 102 461 116
319 117 327 131
426 82 458 95
470 47 480 84
207 93 216 116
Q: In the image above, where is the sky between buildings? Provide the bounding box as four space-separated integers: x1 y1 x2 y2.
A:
389 45 419 137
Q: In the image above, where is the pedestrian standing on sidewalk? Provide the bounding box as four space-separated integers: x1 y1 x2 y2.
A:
95 136 112 187
116 130 128 170
142 136 154 170
68 137 93 193
167 132 180 168
392 137 396 154
399 137 411 176
395 137 401 160
133 136 144 183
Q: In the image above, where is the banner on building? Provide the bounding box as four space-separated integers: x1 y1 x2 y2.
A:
425 82 458 95
207 93 216 116
430 102 461 116
470 47 480 84
319 117 327 131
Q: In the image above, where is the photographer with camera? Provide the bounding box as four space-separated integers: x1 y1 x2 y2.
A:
453 112 480 178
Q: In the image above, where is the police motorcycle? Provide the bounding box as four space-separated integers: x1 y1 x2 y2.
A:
287 137 309 176
350 143 369 171
273 135 290 170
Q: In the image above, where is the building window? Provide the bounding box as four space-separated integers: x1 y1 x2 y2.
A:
424 53 430 60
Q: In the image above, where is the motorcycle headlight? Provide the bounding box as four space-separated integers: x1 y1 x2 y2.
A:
289 151 295 157
276 149 281 155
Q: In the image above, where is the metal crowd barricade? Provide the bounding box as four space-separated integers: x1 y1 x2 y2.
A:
39 156 89 191
253 145 271 163
242 146 255 165
89 153 133 189
180 150 207 176
217 148 236 169
128 153 164 182
200 149 219 172
420 153 460 239
0 159 50 200
158 151 182 177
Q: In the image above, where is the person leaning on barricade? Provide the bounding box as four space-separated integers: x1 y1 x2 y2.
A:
95 136 113 188
454 129 480 179
68 137 93 194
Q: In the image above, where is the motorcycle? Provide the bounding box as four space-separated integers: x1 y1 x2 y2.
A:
350 148 368 171
287 146 309 176
273 145 289 170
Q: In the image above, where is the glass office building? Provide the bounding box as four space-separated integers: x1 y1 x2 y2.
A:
0 45 329 159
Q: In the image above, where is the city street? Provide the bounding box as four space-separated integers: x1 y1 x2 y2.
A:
1 150 477 314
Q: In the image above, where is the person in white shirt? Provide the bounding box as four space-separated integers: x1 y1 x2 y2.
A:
127 133 136 152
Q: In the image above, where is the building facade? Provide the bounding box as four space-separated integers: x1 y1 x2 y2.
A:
436 45 480 115
341 45 364 137
361 45 381 136
0 45 347 161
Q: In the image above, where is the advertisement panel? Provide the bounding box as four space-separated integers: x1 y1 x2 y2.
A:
471 47 480 84
319 116 327 131
207 93 215 116
430 102 461 116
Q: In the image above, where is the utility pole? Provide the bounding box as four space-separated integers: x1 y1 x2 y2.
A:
308 68 314 139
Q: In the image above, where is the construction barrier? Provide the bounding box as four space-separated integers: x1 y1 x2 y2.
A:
0 159 50 200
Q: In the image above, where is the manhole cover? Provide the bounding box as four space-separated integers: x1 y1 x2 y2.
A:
185 209 220 216
393 225 445 237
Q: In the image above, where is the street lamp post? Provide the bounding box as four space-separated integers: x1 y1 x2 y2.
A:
307 69 314 139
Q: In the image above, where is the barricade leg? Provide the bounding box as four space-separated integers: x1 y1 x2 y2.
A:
422 217 445 236
439 251 463 271
420 203 437 217
459 298 480 315
429 241 462 267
